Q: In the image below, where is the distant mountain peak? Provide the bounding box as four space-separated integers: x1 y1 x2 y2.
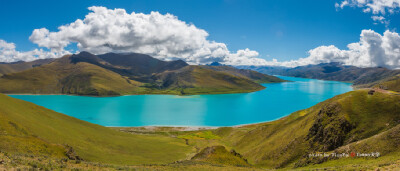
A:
0 51 284 96
208 62 223 66
75 51 95 56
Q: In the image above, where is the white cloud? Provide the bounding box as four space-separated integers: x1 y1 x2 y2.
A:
337 0 400 15
223 48 266 66
265 29 400 69
337 0 400 24
335 0 349 9
371 15 389 25
0 39 69 63
2 6 400 70
28 6 265 65
5 28 400 69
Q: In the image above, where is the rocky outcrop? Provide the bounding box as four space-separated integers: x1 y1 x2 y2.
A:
65 145 83 161
368 89 375 95
307 103 353 151
190 146 249 166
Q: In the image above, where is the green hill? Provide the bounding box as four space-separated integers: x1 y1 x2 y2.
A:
97 52 189 76
111 89 400 170
0 58 54 76
371 74 400 92
69 52 189 77
1 89 400 170
0 56 142 96
0 52 285 96
0 93 192 166
213 89 400 169
202 65 285 83
0 93 263 170
148 65 269 95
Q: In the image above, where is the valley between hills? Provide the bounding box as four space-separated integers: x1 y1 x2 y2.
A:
1 52 400 170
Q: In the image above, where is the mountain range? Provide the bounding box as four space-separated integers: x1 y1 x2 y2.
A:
0 52 285 96
239 62 400 92
0 58 54 76
2 53 400 170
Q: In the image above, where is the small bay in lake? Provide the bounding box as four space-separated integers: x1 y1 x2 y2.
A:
10 76 352 127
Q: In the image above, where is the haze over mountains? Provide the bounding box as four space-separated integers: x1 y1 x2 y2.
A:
0 52 285 96
0 59 53 76
239 62 400 92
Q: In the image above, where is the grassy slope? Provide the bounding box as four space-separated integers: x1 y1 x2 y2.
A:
1 89 400 170
0 93 192 165
372 74 400 92
212 89 400 169
149 66 267 95
115 88 400 170
97 52 189 76
187 66 267 94
0 56 143 96
202 65 286 83
0 57 284 96
300 124 400 170
115 89 400 170
0 59 54 76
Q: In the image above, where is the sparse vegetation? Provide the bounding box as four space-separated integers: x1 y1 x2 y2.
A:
0 93 192 165
0 58 54 75
1 89 400 170
178 131 221 140
0 52 285 96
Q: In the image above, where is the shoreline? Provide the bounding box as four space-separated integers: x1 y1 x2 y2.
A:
111 126 220 132
4 76 355 98
107 115 291 130
6 76 353 129
4 87 266 97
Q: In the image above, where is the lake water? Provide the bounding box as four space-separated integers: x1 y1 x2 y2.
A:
10 76 352 127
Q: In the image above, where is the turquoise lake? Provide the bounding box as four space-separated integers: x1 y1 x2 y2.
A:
10 76 353 127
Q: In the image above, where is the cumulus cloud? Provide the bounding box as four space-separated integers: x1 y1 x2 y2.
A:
28 6 265 65
336 0 400 24
0 39 69 63
336 0 400 15
2 6 400 69
371 15 390 25
266 29 400 69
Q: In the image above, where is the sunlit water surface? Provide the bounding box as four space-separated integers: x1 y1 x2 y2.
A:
10 76 352 127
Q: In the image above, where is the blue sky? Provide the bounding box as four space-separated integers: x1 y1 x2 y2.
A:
0 0 399 65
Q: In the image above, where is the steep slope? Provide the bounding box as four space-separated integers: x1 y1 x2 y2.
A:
0 52 285 96
98 52 188 76
149 65 267 95
188 146 250 166
370 74 400 92
69 52 188 77
242 63 400 86
214 89 400 169
0 93 192 165
0 58 54 76
0 56 141 96
202 65 285 83
2 89 400 170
